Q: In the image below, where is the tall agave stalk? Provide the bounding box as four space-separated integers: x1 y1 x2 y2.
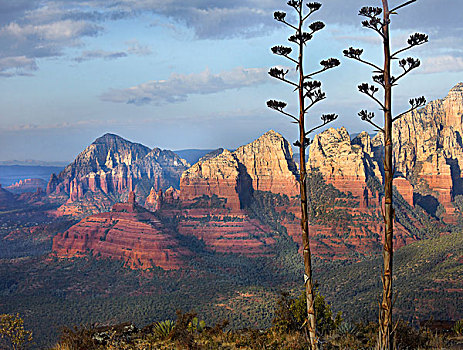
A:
343 1 427 348
267 1 340 348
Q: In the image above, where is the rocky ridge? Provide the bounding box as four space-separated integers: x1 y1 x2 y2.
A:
180 130 298 211
6 178 47 193
49 83 463 266
47 133 189 215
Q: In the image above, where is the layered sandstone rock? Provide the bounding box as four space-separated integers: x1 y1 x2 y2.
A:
387 83 463 221
233 130 299 196
145 187 163 211
308 127 381 209
180 150 248 212
47 133 189 216
180 130 298 211
176 208 275 256
53 194 190 270
394 177 414 206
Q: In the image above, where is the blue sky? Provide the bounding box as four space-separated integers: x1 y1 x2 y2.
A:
0 0 462 162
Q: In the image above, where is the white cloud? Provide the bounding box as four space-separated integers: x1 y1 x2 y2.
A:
1 20 99 41
74 39 151 62
75 49 127 62
0 56 37 76
0 0 461 76
421 55 463 74
101 66 270 105
125 39 152 56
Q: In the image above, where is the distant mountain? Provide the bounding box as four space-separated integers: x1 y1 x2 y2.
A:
307 83 463 225
173 149 216 165
0 160 68 166
178 128 439 259
0 165 64 187
6 178 47 194
46 133 189 214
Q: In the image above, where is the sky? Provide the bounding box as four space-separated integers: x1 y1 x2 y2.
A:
0 0 462 163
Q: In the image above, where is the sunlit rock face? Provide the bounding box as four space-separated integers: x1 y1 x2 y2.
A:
47 133 189 216
391 83 463 223
180 130 299 212
52 193 191 270
233 130 299 197
307 83 463 224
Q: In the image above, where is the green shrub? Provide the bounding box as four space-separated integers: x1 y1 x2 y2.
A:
272 290 342 336
152 320 175 340
0 313 33 350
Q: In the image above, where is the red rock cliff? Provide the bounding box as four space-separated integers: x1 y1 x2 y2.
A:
52 194 190 270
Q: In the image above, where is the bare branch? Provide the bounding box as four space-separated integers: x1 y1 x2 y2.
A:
391 33 428 58
305 58 340 78
392 96 426 122
303 2 322 21
358 110 385 133
306 123 326 135
267 99 299 122
268 67 299 88
366 119 385 133
390 0 417 13
394 57 420 82
289 32 313 45
287 0 302 14
304 93 326 113
308 21 325 35
372 74 394 88
359 6 382 18
361 18 385 38
302 80 322 94
305 114 338 135
358 83 386 110
344 47 383 72
271 46 298 65
273 11 298 30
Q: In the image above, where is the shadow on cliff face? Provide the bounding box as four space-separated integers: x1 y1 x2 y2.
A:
236 163 254 209
446 158 463 197
413 193 440 217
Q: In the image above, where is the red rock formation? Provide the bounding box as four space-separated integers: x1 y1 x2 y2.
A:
175 208 275 256
47 133 189 216
233 130 299 196
53 196 190 270
391 83 463 222
46 173 59 195
145 187 163 211
180 131 298 213
394 177 414 206
178 127 445 259
180 150 244 212
309 128 379 209
164 187 180 203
